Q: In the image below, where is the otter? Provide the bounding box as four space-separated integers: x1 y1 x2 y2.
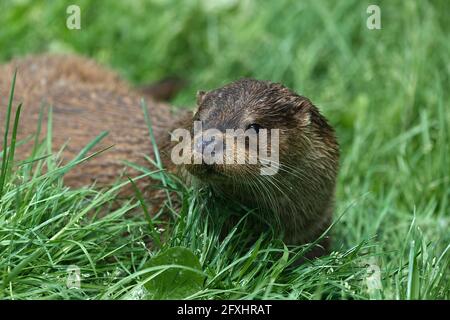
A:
0 54 339 256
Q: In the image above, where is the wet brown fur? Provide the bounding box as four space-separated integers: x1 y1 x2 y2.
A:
181 79 339 252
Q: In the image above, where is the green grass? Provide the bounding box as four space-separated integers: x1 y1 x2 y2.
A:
0 0 449 299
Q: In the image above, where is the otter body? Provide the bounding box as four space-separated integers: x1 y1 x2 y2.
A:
0 54 184 189
0 54 339 255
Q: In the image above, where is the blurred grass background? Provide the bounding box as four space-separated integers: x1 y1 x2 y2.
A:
0 0 449 299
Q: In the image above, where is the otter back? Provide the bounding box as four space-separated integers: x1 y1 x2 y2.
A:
0 54 183 188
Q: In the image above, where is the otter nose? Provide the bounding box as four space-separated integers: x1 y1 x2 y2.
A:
201 139 214 150
194 137 214 153
195 137 224 166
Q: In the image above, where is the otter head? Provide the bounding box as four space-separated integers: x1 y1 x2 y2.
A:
174 79 339 230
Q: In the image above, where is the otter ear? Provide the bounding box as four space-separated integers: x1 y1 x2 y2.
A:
196 90 207 106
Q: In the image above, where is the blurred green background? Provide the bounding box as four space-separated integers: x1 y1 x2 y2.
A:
0 0 449 298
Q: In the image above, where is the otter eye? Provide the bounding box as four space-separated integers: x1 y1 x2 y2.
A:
246 123 261 133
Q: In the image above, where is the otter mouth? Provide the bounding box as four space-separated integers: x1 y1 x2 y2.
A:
186 163 268 186
186 164 230 182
